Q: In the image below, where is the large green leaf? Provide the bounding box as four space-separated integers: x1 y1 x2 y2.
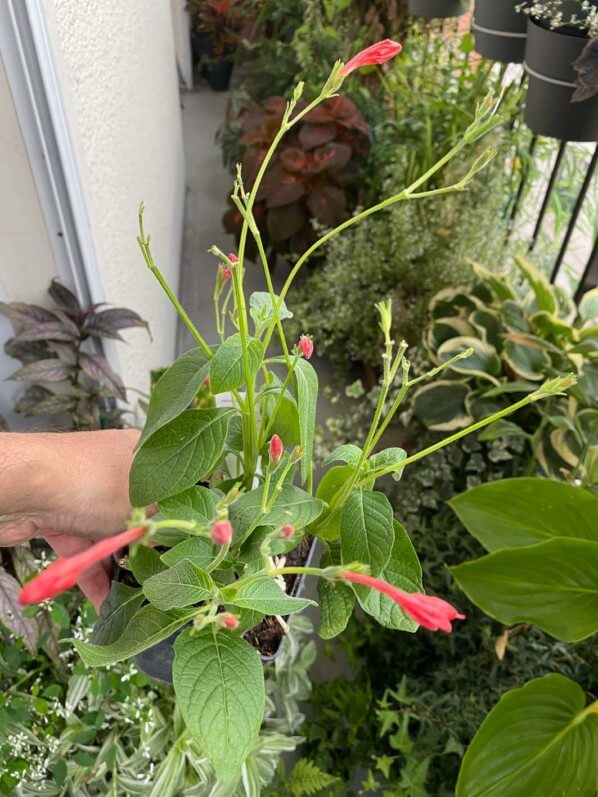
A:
438 336 501 381
222 576 315 615
314 465 356 541
158 486 220 527
229 483 323 540
449 478 598 552
322 445 362 467
143 560 216 610
353 521 422 631
514 255 557 315
76 605 196 666
137 348 209 447
450 538 598 642
266 391 301 447
340 490 394 576
456 674 598 797
128 545 166 584
294 359 318 484
317 547 355 639
173 627 265 779
503 337 550 381
412 381 472 432
90 583 144 646
579 287 598 323
129 409 234 505
161 537 216 570
209 334 263 394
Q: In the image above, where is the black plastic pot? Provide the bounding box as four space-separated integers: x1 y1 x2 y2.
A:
408 0 468 19
206 59 233 92
524 17 598 142
132 536 318 682
472 0 527 63
191 31 213 66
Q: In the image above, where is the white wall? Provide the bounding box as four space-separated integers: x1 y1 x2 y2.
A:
43 0 186 396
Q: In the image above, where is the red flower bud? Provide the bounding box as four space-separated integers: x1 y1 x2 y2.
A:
211 520 233 546
280 524 295 539
339 39 402 77
298 335 314 360
220 613 239 630
222 266 232 281
269 434 284 466
228 252 239 263
342 572 465 633
19 526 148 606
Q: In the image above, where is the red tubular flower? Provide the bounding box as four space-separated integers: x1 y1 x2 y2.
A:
342 572 465 633
19 526 148 606
340 39 403 77
269 434 284 466
211 520 233 546
298 335 314 360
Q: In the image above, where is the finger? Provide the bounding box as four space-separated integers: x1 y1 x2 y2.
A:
45 533 111 611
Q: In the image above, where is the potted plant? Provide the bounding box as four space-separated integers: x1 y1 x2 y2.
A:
472 0 529 63
408 0 469 19
187 0 246 91
519 0 598 140
19 41 576 780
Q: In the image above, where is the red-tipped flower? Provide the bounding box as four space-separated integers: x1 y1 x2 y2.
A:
228 252 239 263
269 434 284 466
280 524 295 539
298 335 314 360
220 613 240 630
19 526 148 606
211 520 233 546
339 39 402 77
342 572 465 633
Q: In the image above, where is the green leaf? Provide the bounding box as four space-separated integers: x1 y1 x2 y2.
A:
129 409 234 505
229 483 323 540
450 538 598 642
294 359 318 484
322 444 362 467
238 525 304 562
579 287 598 323
456 674 598 797
314 465 356 541
161 537 216 570
76 605 196 666
209 334 263 394
173 627 265 780
412 381 473 432
159 486 220 527
223 576 315 615
438 336 501 381
503 337 551 382
90 583 144 646
340 490 394 576
267 392 301 447
137 348 209 447
143 560 216 610
285 759 340 796
128 545 166 584
477 419 528 443
369 447 406 481
317 548 355 639
471 261 516 301
249 292 293 334
449 477 598 552
514 255 557 314
354 521 422 631
0 567 38 654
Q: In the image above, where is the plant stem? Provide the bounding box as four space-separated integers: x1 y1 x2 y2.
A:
206 543 229 573
268 565 326 578
259 353 299 446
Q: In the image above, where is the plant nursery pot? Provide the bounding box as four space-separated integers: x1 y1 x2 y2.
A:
472 0 527 63
408 0 468 19
207 59 233 92
524 17 598 142
191 31 213 65
130 535 318 682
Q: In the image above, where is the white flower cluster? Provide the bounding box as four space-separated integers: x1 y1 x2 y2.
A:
517 0 598 36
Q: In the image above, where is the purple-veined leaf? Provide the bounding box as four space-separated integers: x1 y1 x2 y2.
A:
87 308 149 337
0 566 38 653
79 352 127 400
9 359 72 382
48 279 81 311
0 301 58 326
4 337 49 364
13 322 78 343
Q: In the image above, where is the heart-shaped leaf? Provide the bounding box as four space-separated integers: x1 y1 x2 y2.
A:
143 560 216 610
209 334 263 394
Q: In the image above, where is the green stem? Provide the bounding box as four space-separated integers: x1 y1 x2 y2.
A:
206 543 229 573
259 353 299 446
268 565 326 578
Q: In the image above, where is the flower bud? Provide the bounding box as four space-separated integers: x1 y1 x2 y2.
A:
219 613 239 630
298 335 314 360
339 39 402 77
222 266 232 281
228 252 239 263
280 524 295 539
269 434 284 466
211 520 233 546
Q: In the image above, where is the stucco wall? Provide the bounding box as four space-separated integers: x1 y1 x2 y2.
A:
43 0 185 398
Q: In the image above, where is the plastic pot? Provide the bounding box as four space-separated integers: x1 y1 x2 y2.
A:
132 536 318 682
524 17 598 142
408 0 468 19
191 31 213 66
206 59 233 92
472 0 527 63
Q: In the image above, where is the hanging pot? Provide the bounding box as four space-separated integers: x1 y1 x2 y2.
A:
206 59 233 92
524 17 598 142
472 0 527 63
408 0 468 19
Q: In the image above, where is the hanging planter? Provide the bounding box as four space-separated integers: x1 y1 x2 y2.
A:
408 0 468 19
524 17 598 141
472 0 528 63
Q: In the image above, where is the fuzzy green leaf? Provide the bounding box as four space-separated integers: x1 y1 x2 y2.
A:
229 483 323 540
90 582 144 646
128 545 166 584
222 576 316 615
340 490 394 576
294 358 318 484
249 292 293 333
209 334 263 394
322 444 362 467
143 560 216 610
161 537 216 570
158 485 220 527
369 447 406 481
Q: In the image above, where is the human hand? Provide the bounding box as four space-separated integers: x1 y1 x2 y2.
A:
0 429 141 609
